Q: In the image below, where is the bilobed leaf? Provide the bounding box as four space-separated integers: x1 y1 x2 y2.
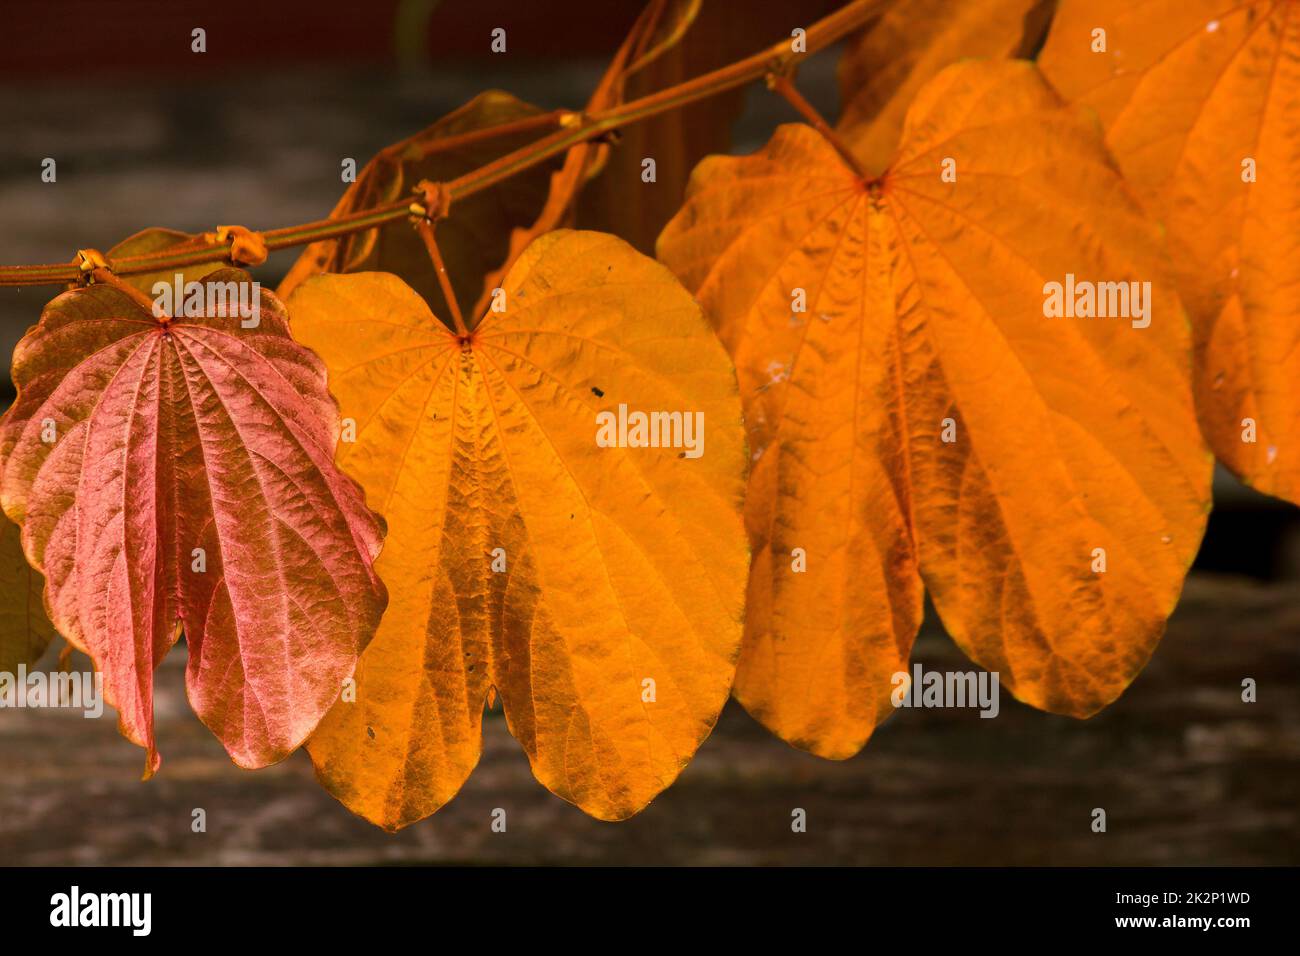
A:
1039 0 1300 504
836 0 1054 174
0 270 387 772
277 91 562 321
658 60 1212 757
0 511 56 673
288 230 747 828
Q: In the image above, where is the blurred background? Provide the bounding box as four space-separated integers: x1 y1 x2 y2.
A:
0 0 1296 865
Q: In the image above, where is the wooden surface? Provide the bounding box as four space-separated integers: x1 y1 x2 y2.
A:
1 573 1295 865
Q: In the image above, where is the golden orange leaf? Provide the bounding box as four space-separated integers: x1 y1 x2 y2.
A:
288 230 747 827
1039 0 1300 504
836 0 1054 174
658 60 1212 758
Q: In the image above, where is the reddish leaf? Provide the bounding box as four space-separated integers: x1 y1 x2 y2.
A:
0 269 387 773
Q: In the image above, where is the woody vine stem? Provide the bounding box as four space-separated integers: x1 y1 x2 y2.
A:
0 0 883 289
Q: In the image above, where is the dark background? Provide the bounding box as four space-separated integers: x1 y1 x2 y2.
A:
0 0 1296 865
